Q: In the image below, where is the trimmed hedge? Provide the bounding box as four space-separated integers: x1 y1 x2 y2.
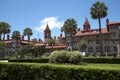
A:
8 58 49 63
0 63 120 80
83 58 120 64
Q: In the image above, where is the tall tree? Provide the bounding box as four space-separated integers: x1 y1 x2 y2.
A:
23 28 33 42
61 18 77 50
0 22 11 40
90 1 108 55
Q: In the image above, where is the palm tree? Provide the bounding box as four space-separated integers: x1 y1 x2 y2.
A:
61 18 77 50
90 1 108 55
23 28 33 42
0 22 11 40
0 26 2 40
12 30 20 39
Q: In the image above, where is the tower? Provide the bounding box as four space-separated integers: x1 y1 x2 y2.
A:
83 18 91 32
44 24 51 43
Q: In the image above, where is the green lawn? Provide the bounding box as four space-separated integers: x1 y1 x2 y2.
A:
21 63 120 70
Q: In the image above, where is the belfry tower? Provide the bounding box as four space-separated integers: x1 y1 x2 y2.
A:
83 18 91 32
44 24 51 43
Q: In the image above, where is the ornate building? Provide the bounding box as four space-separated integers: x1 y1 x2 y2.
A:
0 35 29 58
59 18 120 55
1 18 120 57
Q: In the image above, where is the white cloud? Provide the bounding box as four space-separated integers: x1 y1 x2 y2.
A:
35 16 63 32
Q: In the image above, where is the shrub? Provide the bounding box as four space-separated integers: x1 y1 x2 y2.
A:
49 50 83 64
0 63 120 80
83 58 120 64
49 50 70 63
69 51 83 64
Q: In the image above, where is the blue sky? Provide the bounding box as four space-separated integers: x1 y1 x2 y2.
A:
0 0 120 41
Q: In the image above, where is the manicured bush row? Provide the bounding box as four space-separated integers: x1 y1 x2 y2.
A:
0 63 120 80
83 57 120 64
8 58 49 63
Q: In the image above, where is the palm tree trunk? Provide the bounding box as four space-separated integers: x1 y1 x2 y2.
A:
28 35 30 42
0 34 1 40
98 17 103 56
3 34 5 41
118 29 120 54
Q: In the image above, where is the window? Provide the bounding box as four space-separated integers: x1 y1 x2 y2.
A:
96 46 100 52
96 35 99 39
88 47 93 52
105 46 110 52
112 32 116 37
105 40 109 44
96 40 100 44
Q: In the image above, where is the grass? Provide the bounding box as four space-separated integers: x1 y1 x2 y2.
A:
2 62 120 71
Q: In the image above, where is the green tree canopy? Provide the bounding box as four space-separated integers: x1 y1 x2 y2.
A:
34 46 46 57
0 22 11 40
12 30 21 39
48 37 55 46
23 28 33 42
0 41 5 50
79 39 87 52
90 1 108 19
61 18 77 34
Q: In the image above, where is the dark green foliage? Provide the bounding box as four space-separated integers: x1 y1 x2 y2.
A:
49 50 83 64
12 30 21 39
18 45 33 57
0 63 120 80
48 37 55 46
83 58 120 64
61 18 77 34
34 46 46 57
69 51 83 64
79 39 87 52
8 58 49 63
90 1 108 19
0 41 4 50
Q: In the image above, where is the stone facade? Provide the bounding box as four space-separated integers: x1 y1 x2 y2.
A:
59 18 120 55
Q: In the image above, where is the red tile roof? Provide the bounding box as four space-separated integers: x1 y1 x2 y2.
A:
46 45 66 49
107 22 120 25
74 28 108 37
34 42 45 47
